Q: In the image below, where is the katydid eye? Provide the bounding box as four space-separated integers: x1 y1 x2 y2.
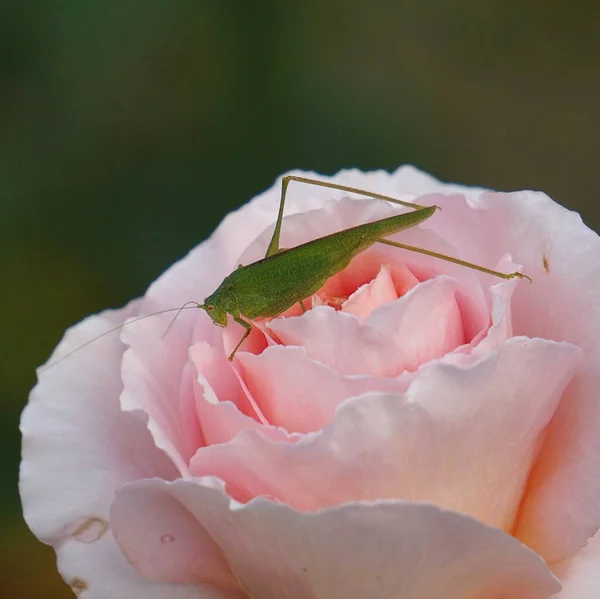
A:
206 304 215 311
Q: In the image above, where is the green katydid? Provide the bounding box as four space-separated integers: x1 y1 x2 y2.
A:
42 175 530 370
199 175 530 361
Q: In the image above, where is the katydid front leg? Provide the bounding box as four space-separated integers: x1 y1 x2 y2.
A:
229 315 253 361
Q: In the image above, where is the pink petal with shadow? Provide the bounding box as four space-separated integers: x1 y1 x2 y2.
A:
191 343 296 446
111 477 559 599
316 250 418 306
553 529 600 598
341 264 398 320
190 341 253 418
269 275 465 376
236 346 411 433
450 189 600 564
21 306 227 598
189 338 581 532
120 309 205 475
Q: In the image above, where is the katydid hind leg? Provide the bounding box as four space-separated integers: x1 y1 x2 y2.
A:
281 175 429 211
265 177 291 258
264 174 432 260
377 238 531 281
229 315 253 361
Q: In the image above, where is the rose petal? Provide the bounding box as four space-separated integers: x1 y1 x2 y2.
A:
190 341 254 417
553 530 600 598
190 338 581 532
120 309 205 474
341 264 398 320
382 182 600 563
316 250 418 305
109 480 238 589
471 260 519 354
57 530 240 599
20 306 223 598
236 345 410 433
111 477 559 599
191 343 296 445
270 276 465 376
452 190 600 563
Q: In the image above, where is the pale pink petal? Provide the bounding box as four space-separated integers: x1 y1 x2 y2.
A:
120 309 206 474
191 343 295 445
554 530 600 598
57 530 241 599
20 307 223 598
470 265 518 354
111 478 559 599
388 260 421 294
179 360 207 450
341 265 398 320
456 190 600 563
190 338 581 532
391 184 600 562
109 481 238 590
190 342 253 417
329 176 600 563
270 276 465 376
194 391 294 447
235 346 410 433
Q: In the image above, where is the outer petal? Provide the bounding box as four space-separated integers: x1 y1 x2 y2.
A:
111 477 559 599
190 338 581 532
56 531 243 599
349 168 600 564
502 192 600 563
554 531 600 598
375 173 600 563
20 307 228 598
421 185 600 562
120 308 205 474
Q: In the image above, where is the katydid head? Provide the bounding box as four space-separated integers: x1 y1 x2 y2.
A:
201 301 228 327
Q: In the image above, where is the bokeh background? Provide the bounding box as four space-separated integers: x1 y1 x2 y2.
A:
2 1 599 596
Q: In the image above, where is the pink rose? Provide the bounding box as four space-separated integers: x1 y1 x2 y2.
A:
21 166 600 598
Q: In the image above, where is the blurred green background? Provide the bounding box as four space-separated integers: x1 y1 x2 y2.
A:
2 1 599 596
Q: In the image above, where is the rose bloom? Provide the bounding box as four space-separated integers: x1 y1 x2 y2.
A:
21 167 600 598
